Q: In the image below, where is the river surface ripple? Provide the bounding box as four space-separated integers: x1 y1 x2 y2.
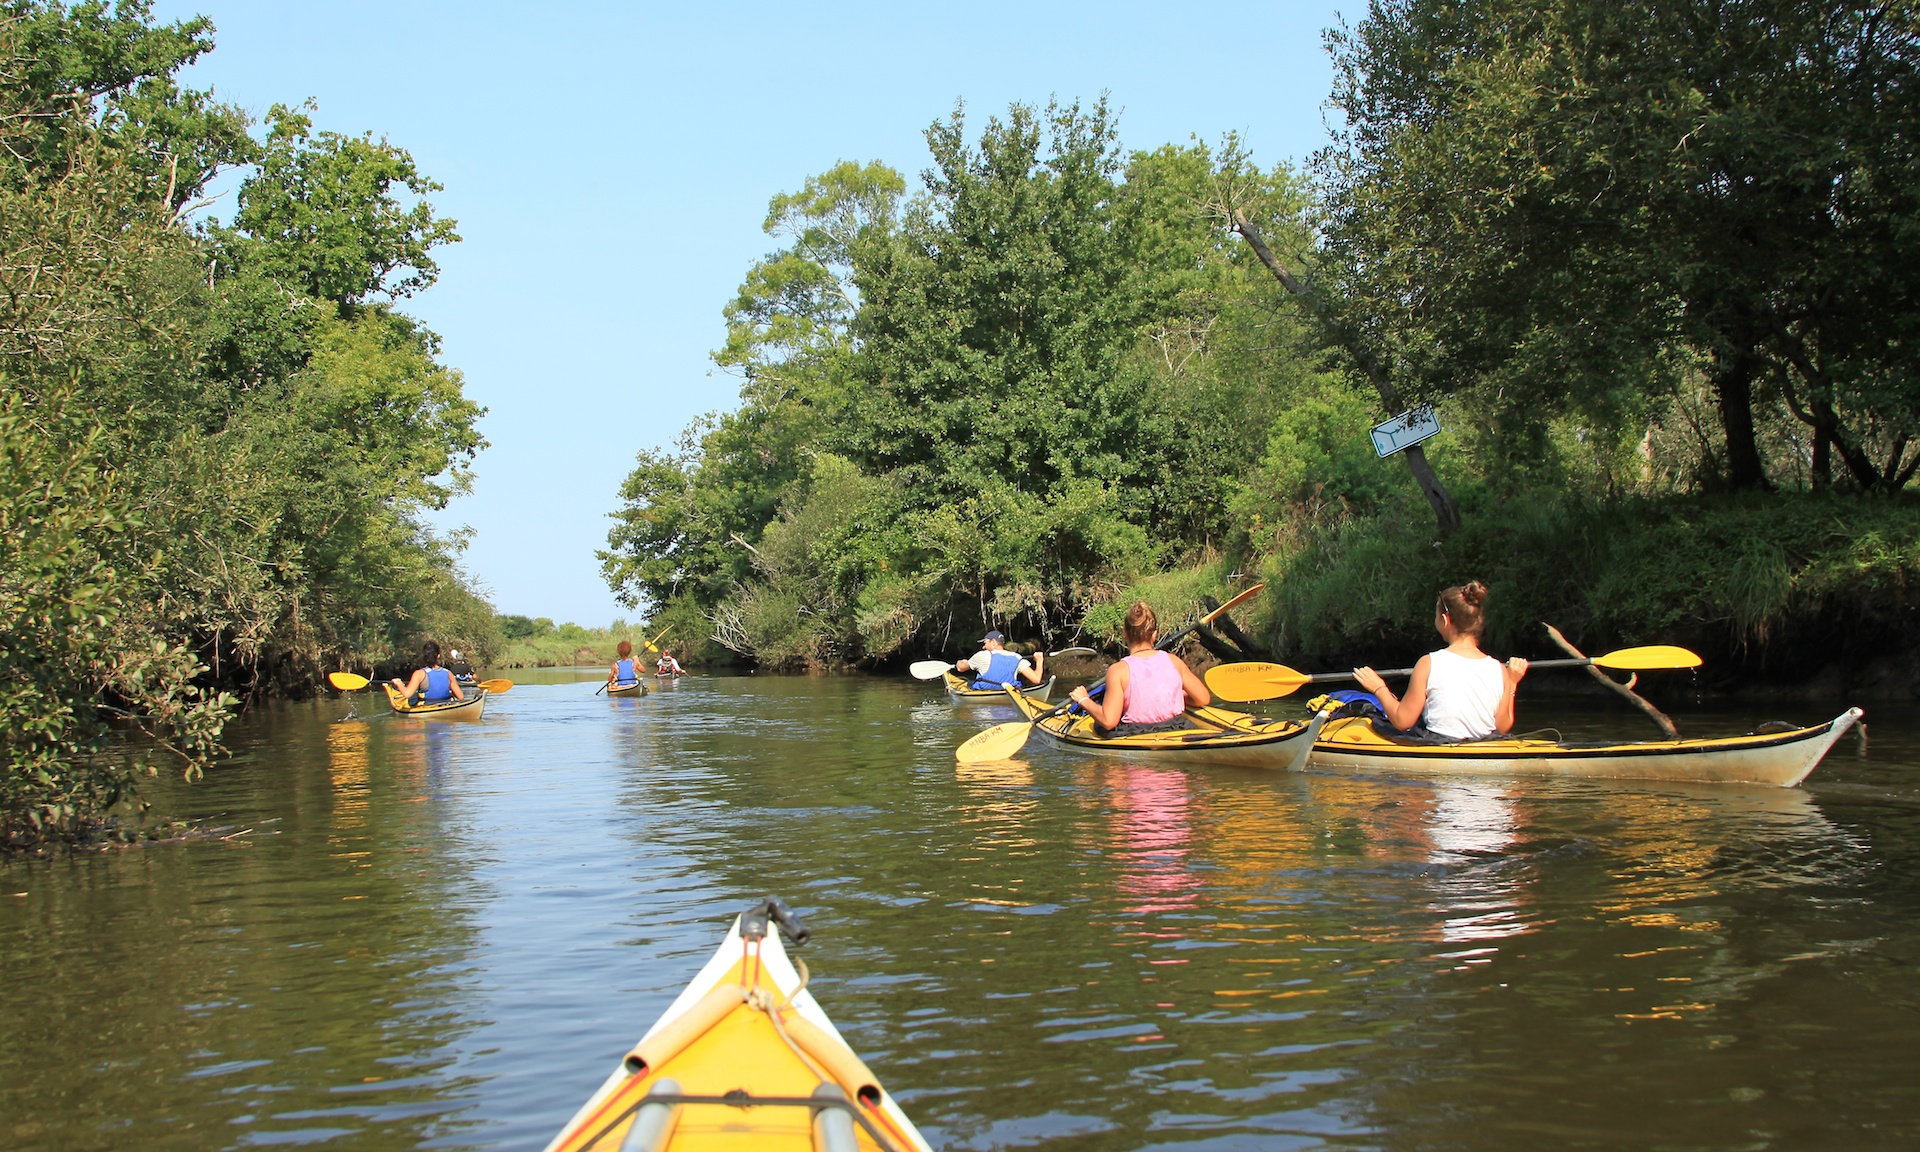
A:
3 674 1918 1150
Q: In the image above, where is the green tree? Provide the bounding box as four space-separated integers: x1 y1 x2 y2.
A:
5 0 254 207
604 107 1351 665
2 0 496 842
842 99 1152 503
233 101 460 311
1320 0 1920 492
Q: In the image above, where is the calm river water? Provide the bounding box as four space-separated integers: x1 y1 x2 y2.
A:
3 673 1918 1150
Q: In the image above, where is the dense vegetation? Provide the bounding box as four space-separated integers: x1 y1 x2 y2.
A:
2 2 491 844
602 0 1920 685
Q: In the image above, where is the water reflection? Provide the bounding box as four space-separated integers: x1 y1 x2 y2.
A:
1102 765 1200 917
1425 783 1532 946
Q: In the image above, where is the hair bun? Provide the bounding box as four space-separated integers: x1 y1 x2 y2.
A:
1461 581 1488 607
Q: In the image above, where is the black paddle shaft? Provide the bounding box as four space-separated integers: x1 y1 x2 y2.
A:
1325 656 1593 684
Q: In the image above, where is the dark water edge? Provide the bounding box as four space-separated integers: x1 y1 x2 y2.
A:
3 672 1917 1151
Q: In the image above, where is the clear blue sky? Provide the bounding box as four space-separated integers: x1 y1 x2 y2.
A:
156 1 1352 627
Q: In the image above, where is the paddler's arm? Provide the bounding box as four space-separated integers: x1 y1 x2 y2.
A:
1019 650 1043 685
449 676 465 701
1493 657 1529 732
1171 653 1210 708
1069 663 1129 729
1355 656 1430 730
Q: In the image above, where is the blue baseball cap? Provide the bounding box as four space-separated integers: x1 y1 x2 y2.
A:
982 630 1005 642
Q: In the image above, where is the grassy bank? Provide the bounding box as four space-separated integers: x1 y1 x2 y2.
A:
493 616 706 670
1248 491 1920 697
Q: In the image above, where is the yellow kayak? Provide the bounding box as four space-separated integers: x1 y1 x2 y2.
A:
1004 687 1326 769
382 684 486 720
1308 707 1864 787
942 670 1054 703
544 901 932 1152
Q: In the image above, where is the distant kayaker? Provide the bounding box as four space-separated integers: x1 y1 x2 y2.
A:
657 649 684 676
609 640 641 688
1353 581 1529 739
447 648 476 683
955 630 1045 690
1067 603 1208 733
391 640 464 704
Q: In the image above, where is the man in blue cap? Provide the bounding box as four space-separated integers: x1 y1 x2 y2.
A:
955 630 1045 691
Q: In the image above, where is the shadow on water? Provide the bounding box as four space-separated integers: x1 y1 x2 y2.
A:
1 675 1917 1150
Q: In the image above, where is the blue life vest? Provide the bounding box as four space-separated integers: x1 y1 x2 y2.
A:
971 649 1024 690
615 657 637 683
423 667 453 701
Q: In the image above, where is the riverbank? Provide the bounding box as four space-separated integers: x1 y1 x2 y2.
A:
1244 490 1919 701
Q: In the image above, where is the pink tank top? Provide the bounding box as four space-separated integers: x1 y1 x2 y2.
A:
1121 651 1185 724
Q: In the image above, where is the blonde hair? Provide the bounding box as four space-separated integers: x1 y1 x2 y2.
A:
1123 601 1159 646
1437 581 1490 637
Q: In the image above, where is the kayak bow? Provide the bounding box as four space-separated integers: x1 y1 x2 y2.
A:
545 900 931 1152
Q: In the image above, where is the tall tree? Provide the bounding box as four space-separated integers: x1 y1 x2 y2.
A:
844 99 1152 502
1320 0 1920 492
234 102 460 312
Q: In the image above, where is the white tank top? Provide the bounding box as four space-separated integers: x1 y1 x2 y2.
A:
1422 649 1505 740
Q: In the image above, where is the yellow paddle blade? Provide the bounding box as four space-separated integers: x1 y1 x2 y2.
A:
956 721 1035 764
1200 582 1265 625
1204 661 1311 702
1592 645 1702 670
328 672 370 691
477 679 514 693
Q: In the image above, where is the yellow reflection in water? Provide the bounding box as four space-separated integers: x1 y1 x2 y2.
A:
326 721 372 826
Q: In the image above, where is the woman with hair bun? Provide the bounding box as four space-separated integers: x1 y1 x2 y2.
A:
1068 601 1210 734
1354 581 1528 740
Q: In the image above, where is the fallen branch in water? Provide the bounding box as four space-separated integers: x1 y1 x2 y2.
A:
1543 623 1680 739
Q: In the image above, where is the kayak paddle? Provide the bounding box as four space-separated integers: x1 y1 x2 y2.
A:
911 646 1099 680
1204 644 1704 703
953 589 1266 761
327 671 510 694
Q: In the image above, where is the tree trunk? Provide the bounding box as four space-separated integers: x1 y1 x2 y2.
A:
1713 350 1771 490
1231 212 1462 533
1199 596 1270 660
1771 337 1886 491
1811 426 1831 490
